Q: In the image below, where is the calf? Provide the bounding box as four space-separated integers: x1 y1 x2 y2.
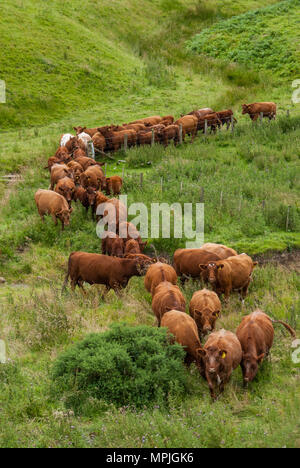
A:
189 289 222 339
200 243 237 259
35 189 71 231
80 165 106 191
55 177 75 208
199 253 258 302
173 248 221 284
237 310 296 386
161 310 204 371
144 262 177 296
160 125 180 147
54 146 71 162
174 115 198 142
101 232 124 257
105 175 123 196
242 102 277 121
73 185 89 213
202 330 242 400
152 281 186 327
62 252 154 294
50 164 73 190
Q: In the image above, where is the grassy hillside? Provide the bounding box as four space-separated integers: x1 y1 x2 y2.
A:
0 0 299 449
0 0 284 129
188 0 300 79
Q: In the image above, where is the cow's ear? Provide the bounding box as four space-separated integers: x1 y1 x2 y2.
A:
217 264 224 270
199 264 207 270
257 353 265 364
197 348 206 358
219 349 227 359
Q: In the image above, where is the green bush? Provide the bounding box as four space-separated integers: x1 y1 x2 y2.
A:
51 324 187 412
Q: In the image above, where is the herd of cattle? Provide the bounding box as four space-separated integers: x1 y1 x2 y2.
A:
33 99 294 401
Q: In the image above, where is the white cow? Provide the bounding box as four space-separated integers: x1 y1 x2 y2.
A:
77 132 92 149
60 133 74 147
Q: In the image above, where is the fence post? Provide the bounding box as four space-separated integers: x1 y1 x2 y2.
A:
286 109 290 118
200 187 204 203
286 206 290 231
231 115 234 133
124 134 128 152
220 190 223 208
104 163 107 177
122 167 125 180
260 112 263 123
151 129 155 146
179 124 183 145
87 141 95 159
204 119 208 135
140 172 143 189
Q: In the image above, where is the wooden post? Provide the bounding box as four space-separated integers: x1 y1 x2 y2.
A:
262 200 265 210
231 115 234 133
88 141 95 159
140 172 143 189
104 163 107 177
124 134 128 152
204 119 208 135
287 109 290 117
179 124 183 145
200 187 204 203
151 129 155 146
286 206 290 231
260 112 263 123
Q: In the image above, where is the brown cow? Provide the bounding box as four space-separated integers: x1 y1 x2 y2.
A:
201 329 242 400
215 110 237 130
152 281 186 326
92 132 106 154
62 251 154 295
128 116 162 126
197 113 221 133
200 243 237 259
187 108 214 119
50 164 73 190
74 155 103 171
144 262 177 296
161 115 174 125
237 310 296 386
189 289 222 339
74 126 99 137
54 146 71 162
105 176 123 196
124 239 142 255
199 253 258 302
242 102 277 121
160 125 180 147
122 123 147 132
55 177 75 208
100 127 137 152
65 136 86 154
118 222 147 251
45 156 62 172
161 310 204 371
173 248 221 284
86 188 127 224
174 115 198 142
67 161 84 185
137 129 160 146
80 165 106 191
101 232 124 257
73 186 90 214
35 189 71 231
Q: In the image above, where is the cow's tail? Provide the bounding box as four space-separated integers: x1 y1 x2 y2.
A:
61 255 72 294
271 319 296 339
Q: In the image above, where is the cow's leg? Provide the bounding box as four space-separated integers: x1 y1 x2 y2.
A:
252 114 259 122
51 214 58 226
78 280 87 295
184 354 194 368
38 211 45 223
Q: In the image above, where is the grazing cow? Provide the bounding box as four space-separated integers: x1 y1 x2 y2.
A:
67 160 84 184
92 132 106 154
60 133 74 147
144 262 177 296
100 127 137 152
118 222 147 251
215 110 237 130
55 177 75 208
105 175 123 196
101 232 124 257
74 126 99 137
202 329 242 400
189 289 222 339
124 239 142 256
50 164 73 190
129 116 162 126
54 146 71 162
152 281 186 326
86 188 127 225
199 253 258 302
73 186 89 213
35 189 71 231
173 248 221 284
62 252 154 294
160 125 180 147
200 243 237 259
161 310 204 371
174 115 198 142
237 310 296 386
77 132 92 149
80 165 106 191
242 102 277 121
197 113 221 133
65 136 86 154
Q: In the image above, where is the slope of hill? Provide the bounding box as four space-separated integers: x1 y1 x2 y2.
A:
0 0 282 129
187 0 300 78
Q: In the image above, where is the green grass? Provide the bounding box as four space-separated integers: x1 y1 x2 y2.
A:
0 0 300 449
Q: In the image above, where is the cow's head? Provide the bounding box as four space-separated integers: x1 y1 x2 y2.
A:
86 187 98 205
241 352 265 386
199 262 224 284
112 240 125 258
242 104 249 114
192 308 220 336
73 126 86 135
129 254 156 275
57 209 71 226
200 346 227 376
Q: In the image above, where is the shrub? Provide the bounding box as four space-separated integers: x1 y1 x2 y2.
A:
51 324 187 412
